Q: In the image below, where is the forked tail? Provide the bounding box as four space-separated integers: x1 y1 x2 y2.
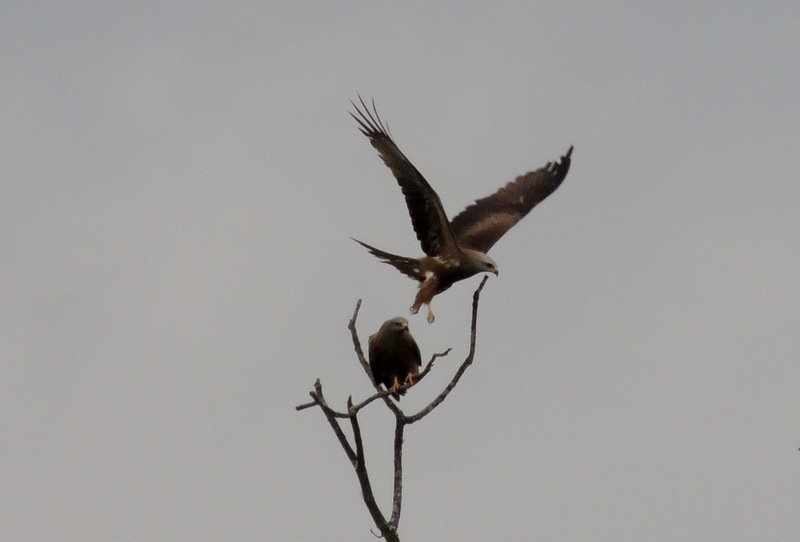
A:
352 238 421 281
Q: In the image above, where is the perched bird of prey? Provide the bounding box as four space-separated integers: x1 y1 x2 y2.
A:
351 97 573 323
368 317 422 399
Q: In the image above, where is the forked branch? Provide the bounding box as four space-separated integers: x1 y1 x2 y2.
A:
296 276 489 540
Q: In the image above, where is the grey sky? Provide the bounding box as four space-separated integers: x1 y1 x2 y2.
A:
2 2 799 540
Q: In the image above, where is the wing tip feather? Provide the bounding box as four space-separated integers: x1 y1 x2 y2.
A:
349 94 391 138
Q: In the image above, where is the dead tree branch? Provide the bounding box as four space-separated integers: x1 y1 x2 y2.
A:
296 276 489 540
347 396 398 541
389 416 404 529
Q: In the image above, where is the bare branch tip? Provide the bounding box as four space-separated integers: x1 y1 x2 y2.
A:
295 401 315 411
475 275 489 296
349 299 363 328
434 347 453 358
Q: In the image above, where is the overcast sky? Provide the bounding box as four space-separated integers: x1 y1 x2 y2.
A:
2 2 799 540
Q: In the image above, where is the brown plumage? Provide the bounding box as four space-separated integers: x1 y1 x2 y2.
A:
351 96 573 323
368 317 421 399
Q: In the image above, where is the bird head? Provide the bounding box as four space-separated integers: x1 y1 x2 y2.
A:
470 251 499 276
384 316 410 333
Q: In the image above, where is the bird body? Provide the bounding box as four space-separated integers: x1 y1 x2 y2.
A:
353 239 496 322
351 97 573 322
368 317 421 399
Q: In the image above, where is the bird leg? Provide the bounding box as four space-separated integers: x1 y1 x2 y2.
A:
404 373 415 385
412 278 438 323
388 376 402 395
426 304 435 324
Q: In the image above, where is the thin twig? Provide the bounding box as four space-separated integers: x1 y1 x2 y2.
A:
294 400 317 411
347 299 371 376
348 388 396 415
309 379 356 464
424 348 453 371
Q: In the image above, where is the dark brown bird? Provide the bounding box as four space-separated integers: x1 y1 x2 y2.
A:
351 97 573 323
368 317 422 399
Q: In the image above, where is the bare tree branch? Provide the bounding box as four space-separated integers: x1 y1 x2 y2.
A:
348 387 397 415
423 347 453 372
307 379 356 464
389 417 404 529
294 400 317 412
349 397 400 542
296 277 489 541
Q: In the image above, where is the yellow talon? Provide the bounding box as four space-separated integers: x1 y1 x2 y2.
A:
388 376 402 395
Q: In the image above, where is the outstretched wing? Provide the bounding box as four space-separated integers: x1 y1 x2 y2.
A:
449 146 573 253
350 96 458 257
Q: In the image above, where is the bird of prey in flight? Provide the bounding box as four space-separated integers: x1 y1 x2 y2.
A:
351 97 573 323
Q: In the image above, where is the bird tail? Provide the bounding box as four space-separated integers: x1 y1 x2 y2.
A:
352 238 420 281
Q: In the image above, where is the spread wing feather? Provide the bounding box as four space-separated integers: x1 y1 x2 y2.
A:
350 96 457 257
449 146 573 253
